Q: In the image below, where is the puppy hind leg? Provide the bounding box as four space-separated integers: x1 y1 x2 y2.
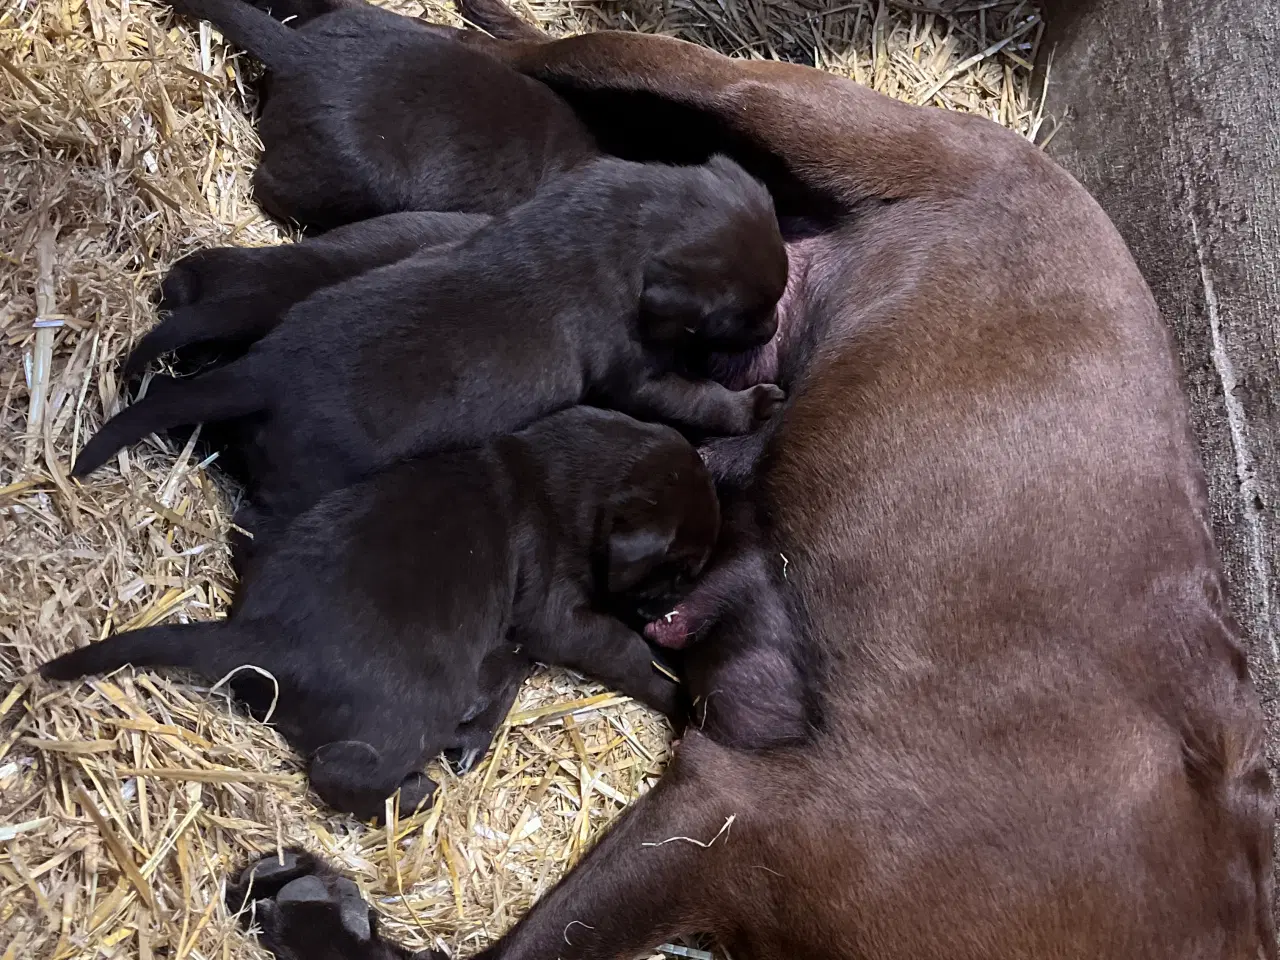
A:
617 375 785 439
536 610 681 719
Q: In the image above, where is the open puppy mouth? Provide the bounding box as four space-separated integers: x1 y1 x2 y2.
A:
705 339 780 391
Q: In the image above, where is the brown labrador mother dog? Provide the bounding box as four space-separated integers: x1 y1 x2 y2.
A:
237 2 1277 957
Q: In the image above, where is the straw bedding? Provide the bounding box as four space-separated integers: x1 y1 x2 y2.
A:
0 1 1044 957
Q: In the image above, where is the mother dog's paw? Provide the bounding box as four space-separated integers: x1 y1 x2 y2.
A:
227 851 443 960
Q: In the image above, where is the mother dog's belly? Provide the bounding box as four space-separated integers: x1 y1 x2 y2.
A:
736 189 1266 956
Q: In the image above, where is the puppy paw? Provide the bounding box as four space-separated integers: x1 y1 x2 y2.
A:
126 248 275 378
639 668 683 722
227 851 425 960
309 741 437 822
392 772 438 818
749 383 787 424
159 247 246 311
226 849 323 914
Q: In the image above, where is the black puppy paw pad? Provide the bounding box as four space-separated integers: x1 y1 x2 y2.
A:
334 880 372 942
270 874 372 942
276 875 329 904
226 848 321 914
245 851 302 883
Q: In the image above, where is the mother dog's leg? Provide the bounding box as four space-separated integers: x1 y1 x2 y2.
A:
454 0 1032 209
472 734 753 960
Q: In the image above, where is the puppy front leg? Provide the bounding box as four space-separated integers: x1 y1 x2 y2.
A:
536 610 680 719
647 494 774 648
445 647 531 774
645 548 770 649
309 741 437 822
618 374 785 437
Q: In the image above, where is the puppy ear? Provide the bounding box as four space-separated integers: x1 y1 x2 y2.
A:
605 500 678 595
704 153 751 183
639 258 705 343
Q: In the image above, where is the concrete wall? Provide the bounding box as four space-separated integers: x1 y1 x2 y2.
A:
1037 0 1279 911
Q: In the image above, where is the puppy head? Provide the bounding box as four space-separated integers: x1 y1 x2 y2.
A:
639 155 787 353
600 434 721 618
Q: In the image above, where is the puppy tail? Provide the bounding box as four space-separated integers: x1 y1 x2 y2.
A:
171 0 309 70
72 358 270 478
122 306 266 380
40 621 241 682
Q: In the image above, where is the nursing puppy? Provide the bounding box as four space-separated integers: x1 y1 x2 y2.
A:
71 156 788 529
642 494 812 750
166 0 598 230
125 211 490 378
213 3 1275 958
122 212 489 509
43 407 718 821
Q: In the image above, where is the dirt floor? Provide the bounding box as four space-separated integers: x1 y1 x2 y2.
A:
0 1 1044 957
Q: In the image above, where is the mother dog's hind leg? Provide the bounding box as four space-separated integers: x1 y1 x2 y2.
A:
472 733 752 960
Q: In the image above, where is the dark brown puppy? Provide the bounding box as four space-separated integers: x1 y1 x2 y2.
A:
167 0 598 231
71 156 788 530
44 407 718 821
224 4 1275 959
122 213 490 515
125 211 490 378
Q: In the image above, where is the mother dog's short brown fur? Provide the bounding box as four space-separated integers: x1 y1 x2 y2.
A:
231 2 1276 958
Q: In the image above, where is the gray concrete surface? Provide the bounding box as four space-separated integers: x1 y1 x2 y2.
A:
1037 0 1279 915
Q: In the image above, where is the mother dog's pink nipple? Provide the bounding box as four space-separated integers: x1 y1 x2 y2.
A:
644 608 692 648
